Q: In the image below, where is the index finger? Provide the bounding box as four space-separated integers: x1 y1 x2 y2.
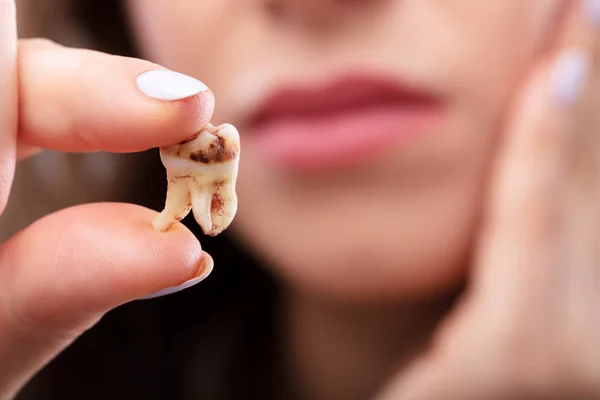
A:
17 39 215 153
0 0 18 213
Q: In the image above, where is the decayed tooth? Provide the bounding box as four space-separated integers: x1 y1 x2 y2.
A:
153 123 240 235
207 180 238 236
190 188 213 235
152 177 192 232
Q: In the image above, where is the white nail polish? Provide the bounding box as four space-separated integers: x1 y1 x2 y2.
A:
137 275 207 300
136 70 208 101
137 253 214 300
552 49 590 107
586 0 600 27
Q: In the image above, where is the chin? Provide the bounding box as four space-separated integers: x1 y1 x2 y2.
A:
233 195 478 304
232 109 494 304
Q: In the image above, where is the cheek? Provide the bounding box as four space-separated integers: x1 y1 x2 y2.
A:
435 1 564 109
125 0 225 65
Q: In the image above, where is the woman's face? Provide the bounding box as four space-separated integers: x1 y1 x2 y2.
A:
126 0 561 302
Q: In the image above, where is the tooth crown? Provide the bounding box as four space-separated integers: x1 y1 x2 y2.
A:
161 123 240 165
153 123 241 236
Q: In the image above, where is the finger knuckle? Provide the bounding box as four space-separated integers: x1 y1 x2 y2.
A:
0 286 82 343
0 224 100 340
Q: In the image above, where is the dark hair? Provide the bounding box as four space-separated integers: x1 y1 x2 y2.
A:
17 3 284 399
73 1 136 56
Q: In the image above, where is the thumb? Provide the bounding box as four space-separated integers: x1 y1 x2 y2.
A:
0 202 212 398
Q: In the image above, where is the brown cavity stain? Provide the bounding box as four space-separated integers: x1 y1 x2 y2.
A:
189 151 211 163
213 179 226 190
168 175 196 184
211 193 225 216
189 136 239 164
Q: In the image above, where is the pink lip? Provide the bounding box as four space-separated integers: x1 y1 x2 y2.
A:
246 75 444 171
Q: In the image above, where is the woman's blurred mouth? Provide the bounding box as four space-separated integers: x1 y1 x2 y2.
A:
247 74 444 171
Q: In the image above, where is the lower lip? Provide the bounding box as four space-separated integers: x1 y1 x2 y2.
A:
248 102 443 171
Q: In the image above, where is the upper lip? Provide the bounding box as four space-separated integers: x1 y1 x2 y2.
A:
247 73 441 129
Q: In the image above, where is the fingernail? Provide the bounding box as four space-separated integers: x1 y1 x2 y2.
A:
552 49 590 107
136 70 208 101
137 252 214 300
585 0 600 27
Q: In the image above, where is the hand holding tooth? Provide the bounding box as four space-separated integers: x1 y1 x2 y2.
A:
153 122 241 236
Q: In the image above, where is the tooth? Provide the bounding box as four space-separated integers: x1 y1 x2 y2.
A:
152 177 192 232
209 184 238 236
191 188 213 234
153 122 240 235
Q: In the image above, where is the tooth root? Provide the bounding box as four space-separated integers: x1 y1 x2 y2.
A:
191 189 214 235
210 187 238 236
221 193 238 227
153 178 192 232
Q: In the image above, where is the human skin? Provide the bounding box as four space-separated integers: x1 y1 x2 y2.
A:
0 1 217 397
126 1 600 399
2 0 600 399
126 0 562 301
